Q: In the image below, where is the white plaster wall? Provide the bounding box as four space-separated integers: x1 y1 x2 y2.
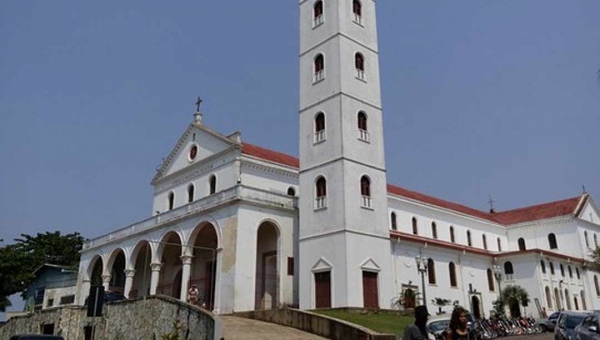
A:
339 96 385 168
240 161 298 197
580 201 600 224
44 286 77 309
506 220 582 257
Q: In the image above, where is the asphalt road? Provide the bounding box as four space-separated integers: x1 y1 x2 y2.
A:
502 332 554 340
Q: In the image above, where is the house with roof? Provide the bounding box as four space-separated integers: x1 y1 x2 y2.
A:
74 0 600 318
24 264 78 312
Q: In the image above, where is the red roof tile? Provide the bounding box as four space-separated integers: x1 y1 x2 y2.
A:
491 196 582 225
241 142 300 168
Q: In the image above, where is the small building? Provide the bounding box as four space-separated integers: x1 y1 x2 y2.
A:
24 264 78 311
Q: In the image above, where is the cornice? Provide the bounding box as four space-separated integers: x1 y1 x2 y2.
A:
240 157 298 179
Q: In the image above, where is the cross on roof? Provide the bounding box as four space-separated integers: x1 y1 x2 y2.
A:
195 96 203 112
488 195 495 212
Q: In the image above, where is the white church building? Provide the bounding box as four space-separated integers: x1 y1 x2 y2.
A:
75 0 600 318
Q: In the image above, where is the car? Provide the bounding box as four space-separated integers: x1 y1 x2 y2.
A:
426 313 479 340
84 290 125 306
538 311 561 332
574 312 600 340
10 336 64 340
556 311 592 340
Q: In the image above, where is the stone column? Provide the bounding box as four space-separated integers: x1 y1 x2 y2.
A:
123 269 136 298
180 255 194 302
149 263 162 295
101 274 111 291
80 279 91 305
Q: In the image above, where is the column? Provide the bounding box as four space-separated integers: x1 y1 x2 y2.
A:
180 255 193 302
150 262 162 295
101 274 111 291
80 279 91 305
212 248 223 314
123 269 136 299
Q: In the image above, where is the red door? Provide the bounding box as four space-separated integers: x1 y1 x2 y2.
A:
315 271 331 308
362 271 379 308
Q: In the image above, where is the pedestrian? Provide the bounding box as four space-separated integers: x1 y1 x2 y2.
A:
402 305 430 340
188 284 199 305
445 307 469 340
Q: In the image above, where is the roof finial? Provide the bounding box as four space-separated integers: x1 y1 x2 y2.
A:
193 96 203 124
582 184 587 194
488 195 495 214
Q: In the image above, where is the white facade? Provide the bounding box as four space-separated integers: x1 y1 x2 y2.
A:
73 0 600 318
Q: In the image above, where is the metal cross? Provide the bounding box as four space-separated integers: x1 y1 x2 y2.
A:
488 195 495 212
195 96 203 112
582 185 587 194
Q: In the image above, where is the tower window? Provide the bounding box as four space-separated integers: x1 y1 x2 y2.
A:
391 212 397 231
412 217 418 235
315 176 327 209
209 175 217 195
360 175 371 208
357 111 369 142
167 192 174 211
313 1 324 27
314 54 325 82
187 184 194 203
352 0 362 24
355 53 365 80
315 112 325 143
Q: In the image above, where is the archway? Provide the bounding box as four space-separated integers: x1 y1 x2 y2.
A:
88 255 104 286
255 221 279 310
189 223 219 309
157 231 182 298
130 241 152 298
471 295 482 319
107 249 126 294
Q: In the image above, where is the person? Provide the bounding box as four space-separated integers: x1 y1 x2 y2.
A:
188 284 199 305
445 307 469 340
402 305 430 340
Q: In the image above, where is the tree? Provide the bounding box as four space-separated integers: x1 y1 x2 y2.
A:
0 231 84 312
499 285 530 318
432 297 452 314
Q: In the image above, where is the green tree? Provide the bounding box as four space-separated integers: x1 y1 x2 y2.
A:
0 231 84 312
499 285 530 318
432 298 452 314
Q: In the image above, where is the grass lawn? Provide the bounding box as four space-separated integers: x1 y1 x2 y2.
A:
314 309 413 337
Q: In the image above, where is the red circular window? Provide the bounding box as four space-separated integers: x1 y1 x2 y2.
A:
189 145 198 160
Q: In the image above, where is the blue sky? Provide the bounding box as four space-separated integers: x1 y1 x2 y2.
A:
1 0 599 316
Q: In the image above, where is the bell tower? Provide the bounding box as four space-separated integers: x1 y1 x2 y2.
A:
298 0 392 309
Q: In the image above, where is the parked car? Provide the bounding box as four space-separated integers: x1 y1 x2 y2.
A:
84 290 125 306
426 313 479 340
538 311 561 332
556 312 592 340
10 336 64 340
574 312 600 340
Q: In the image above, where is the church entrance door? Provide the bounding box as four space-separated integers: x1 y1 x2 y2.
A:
362 271 379 308
255 222 279 310
471 295 482 319
315 271 331 308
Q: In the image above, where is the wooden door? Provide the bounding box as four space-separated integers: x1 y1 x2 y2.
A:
362 271 379 308
315 271 331 308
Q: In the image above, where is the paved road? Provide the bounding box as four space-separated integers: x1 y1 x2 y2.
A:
220 316 328 340
501 332 553 340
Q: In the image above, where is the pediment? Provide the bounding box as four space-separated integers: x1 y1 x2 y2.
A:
152 123 238 184
360 258 381 272
578 195 600 225
311 257 333 272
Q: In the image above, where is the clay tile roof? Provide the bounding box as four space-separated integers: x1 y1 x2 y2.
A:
241 142 299 168
491 196 582 225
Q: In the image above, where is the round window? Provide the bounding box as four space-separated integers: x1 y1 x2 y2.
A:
189 145 198 161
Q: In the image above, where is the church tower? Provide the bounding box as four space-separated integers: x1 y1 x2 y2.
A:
298 0 393 309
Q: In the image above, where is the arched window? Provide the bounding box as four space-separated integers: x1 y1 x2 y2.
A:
487 269 494 291
497 238 502 252
518 238 526 251
187 184 194 203
357 111 369 141
431 222 438 239
390 212 397 231
482 234 488 250
554 288 562 310
450 226 455 243
412 217 418 235
352 0 362 23
360 176 371 208
209 175 217 195
549 262 555 275
315 112 325 142
466 230 472 247
545 286 552 308
315 176 327 209
449 262 457 287
428 259 436 284
504 261 514 280
560 264 565 277
287 187 296 196
548 233 558 249
595 276 600 296
574 296 579 311
314 54 325 82
585 231 590 248
565 289 571 310
167 192 174 211
541 260 546 274
355 53 365 80
568 265 573 278
576 267 581 280
313 0 324 26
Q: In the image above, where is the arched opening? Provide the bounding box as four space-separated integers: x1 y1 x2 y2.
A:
518 238 526 251
466 230 472 247
545 286 552 309
554 288 562 310
313 0 323 26
355 53 365 80
107 249 126 294
167 192 175 211
427 259 436 284
574 296 579 310
255 222 280 310
471 295 481 319
431 222 437 239
315 176 327 209
190 223 219 310
504 261 514 280
412 217 418 235
548 233 558 249
88 255 104 286
314 54 325 81
130 241 152 299
585 231 589 248
487 269 494 291
568 265 573 278
550 262 555 275
358 111 368 131
287 187 296 196
565 289 571 310
595 276 600 296
541 260 546 274
560 264 565 277
352 0 362 23
449 262 457 287
156 232 182 299
315 112 325 142
209 175 217 195
390 212 397 231
450 226 455 243
187 184 195 203
360 175 371 208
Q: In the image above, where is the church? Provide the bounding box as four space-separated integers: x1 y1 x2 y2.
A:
75 0 600 318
